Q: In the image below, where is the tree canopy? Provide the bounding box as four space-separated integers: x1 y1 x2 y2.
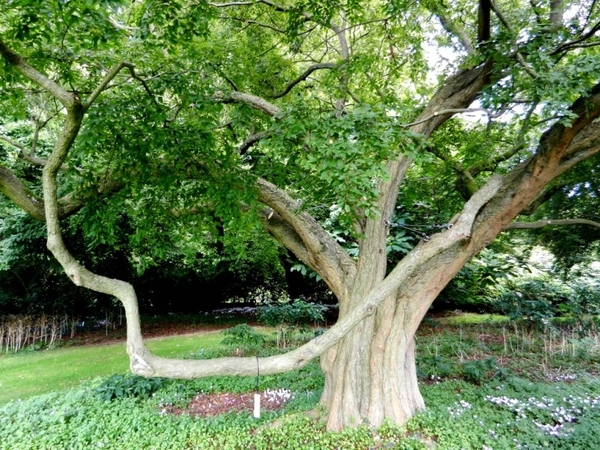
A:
1 0 600 431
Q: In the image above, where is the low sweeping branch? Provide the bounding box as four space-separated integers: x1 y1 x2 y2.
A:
504 218 600 230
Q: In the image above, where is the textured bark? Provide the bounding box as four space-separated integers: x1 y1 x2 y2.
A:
0 165 46 220
0 165 124 222
320 295 426 431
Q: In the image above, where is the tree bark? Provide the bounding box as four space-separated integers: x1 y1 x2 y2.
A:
320 295 425 431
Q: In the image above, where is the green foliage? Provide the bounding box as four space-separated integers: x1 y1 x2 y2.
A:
270 102 422 226
437 248 526 311
418 355 455 380
220 324 267 354
558 279 600 334
490 274 600 330
460 358 500 385
257 299 326 328
3 364 600 449
94 374 166 401
3 317 600 448
412 378 600 449
1 0 600 438
257 299 326 348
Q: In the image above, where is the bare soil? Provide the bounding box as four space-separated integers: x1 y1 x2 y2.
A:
162 391 292 418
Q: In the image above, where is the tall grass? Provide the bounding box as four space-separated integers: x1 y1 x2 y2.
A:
418 318 600 380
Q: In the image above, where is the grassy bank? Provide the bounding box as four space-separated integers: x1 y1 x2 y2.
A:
0 331 223 404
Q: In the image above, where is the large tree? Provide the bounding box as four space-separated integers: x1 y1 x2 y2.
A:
2 0 600 430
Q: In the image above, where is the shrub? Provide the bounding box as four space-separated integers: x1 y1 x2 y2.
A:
220 323 268 355
461 358 500 385
257 298 326 348
492 276 569 327
257 298 326 327
418 355 456 380
94 374 166 401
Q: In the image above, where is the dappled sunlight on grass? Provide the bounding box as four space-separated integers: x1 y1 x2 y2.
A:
436 312 510 325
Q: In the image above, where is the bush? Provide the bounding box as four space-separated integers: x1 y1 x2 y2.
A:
257 298 326 327
490 274 600 330
94 374 166 401
220 324 268 355
436 249 523 312
461 358 501 385
257 298 326 348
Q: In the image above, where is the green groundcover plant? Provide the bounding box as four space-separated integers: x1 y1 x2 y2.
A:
2 369 600 449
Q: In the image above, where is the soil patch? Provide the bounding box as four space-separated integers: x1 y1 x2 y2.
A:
162 390 293 418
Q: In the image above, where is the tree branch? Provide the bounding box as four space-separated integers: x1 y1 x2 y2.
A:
257 178 356 300
549 0 564 29
123 177 507 382
0 38 76 108
441 14 475 55
520 183 565 215
550 21 600 55
469 103 537 176
269 62 335 99
135 273 396 378
401 107 492 129
83 61 136 111
330 19 350 61
0 167 125 222
209 1 253 6
556 121 600 175
0 134 67 168
256 0 295 13
464 81 600 251
489 1 539 78
0 165 46 220
239 130 270 154
213 91 281 116
217 15 286 33
426 144 479 199
504 218 600 230
258 207 311 265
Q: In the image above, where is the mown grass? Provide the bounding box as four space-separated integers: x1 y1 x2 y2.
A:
0 330 224 404
436 312 510 325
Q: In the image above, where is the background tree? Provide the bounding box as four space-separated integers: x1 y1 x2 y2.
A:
1 0 600 431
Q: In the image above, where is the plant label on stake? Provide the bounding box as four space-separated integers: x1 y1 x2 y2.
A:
254 355 261 419
253 393 261 418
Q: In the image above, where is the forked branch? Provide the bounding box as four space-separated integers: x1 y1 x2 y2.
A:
83 62 136 110
0 38 76 108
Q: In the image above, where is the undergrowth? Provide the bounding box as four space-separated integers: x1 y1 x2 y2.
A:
3 319 600 449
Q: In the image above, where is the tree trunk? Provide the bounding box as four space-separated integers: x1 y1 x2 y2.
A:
320 293 427 431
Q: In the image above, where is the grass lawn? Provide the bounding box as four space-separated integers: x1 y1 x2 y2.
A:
0 330 224 404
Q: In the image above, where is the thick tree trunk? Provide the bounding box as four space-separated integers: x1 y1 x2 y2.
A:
320 303 424 430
